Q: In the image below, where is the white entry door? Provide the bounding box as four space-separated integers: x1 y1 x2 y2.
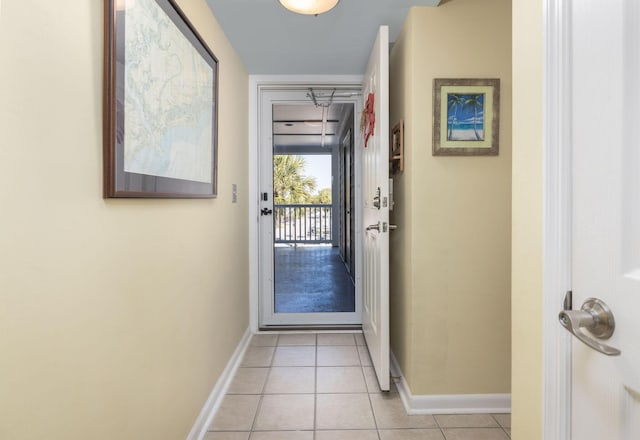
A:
361 26 390 391
561 0 640 437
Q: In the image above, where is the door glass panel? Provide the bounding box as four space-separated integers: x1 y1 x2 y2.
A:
272 103 356 314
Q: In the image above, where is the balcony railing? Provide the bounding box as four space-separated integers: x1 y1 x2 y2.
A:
274 204 332 244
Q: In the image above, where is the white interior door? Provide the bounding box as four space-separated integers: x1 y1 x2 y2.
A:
563 0 640 437
361 26 390 391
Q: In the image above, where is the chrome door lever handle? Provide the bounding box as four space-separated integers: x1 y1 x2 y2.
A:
366 222 380 231
558 297 621 356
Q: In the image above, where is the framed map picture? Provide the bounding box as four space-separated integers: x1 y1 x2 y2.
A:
432 78 500 156
103 0 218 198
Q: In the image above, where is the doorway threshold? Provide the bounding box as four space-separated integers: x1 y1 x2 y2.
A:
258 325 362 332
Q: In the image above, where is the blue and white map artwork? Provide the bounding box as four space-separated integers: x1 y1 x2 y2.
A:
124 0 214 183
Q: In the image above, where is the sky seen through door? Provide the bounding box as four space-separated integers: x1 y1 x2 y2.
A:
304 155 332 193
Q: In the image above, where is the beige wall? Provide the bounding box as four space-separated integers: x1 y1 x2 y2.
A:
512 0 543 437
0 1 249 439
389 0 512 395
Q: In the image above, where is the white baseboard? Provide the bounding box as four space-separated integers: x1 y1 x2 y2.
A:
390 352 511 415
186 327 252 440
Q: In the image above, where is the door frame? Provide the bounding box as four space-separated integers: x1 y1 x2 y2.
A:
542 0 572 437
248 75 363 331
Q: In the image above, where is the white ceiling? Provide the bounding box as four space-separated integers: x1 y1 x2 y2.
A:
205 0 441 74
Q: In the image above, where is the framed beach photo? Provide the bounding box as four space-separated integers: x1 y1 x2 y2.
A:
432 78 500 156
103 0 219 198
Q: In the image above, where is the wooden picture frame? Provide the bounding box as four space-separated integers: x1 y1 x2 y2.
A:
103 0 219 198
433 78 500 156
390 120 404 175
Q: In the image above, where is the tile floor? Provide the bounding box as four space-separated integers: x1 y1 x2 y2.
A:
206 333 511 440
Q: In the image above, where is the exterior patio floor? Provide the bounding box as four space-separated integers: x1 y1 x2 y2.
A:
274 245 355 313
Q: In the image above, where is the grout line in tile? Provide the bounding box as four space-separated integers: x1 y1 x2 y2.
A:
268 346 276 367
364 377 381 438
249 394 264 433
259 366 272 395
433 412 443 431
314 344 318 437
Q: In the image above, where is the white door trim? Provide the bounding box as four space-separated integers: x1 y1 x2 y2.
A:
248 75 363 332
542 0 572 437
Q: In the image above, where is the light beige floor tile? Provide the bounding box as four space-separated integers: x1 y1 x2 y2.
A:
357 345 373 366
435 414 499 428
317 346 360 366
316 366 367 393
315 393 376 430
203 433 250 440
227 368 269 394
363 366 382 392
253 394 315 431
379 429 445 440
250 334 278 347
317 333 356 346
492 414 511 428
241 346 275 367
369 393 437 429
209 395 261 431
264 367 315 394
315 430 379 440
249 431 313 440
277 333 317 346
355 333 366 346
442 428 510 440
272 346 316 366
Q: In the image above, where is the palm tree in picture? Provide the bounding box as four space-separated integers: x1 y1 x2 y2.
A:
447 93 464 140
463 94 485 141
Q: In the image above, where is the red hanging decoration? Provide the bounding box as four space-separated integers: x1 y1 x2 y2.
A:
362 93 376 148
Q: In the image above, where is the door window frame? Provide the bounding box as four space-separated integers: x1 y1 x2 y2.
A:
248 75 364 330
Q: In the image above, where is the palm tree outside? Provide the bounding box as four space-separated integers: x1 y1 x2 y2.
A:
273 154 334 243
273 155 317 204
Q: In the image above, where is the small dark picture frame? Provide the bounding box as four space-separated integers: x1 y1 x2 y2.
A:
390 120 404 175
433 78 500 156
103 0 219 198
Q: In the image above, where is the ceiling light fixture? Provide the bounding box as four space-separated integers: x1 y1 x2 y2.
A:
279 0 339 15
